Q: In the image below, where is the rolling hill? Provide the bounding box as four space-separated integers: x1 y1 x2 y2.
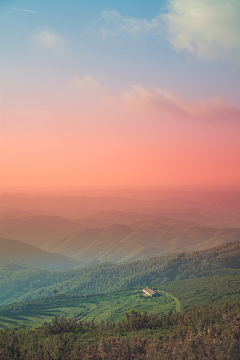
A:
0 273 239 329
1 241 239 306
42 221 240 264
1 209 239 266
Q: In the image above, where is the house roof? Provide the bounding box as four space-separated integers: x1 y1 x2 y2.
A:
143 287 156 295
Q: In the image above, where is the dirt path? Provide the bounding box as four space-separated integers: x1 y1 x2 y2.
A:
156 290 181 312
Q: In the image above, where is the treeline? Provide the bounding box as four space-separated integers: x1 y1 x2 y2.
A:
0 300 239 359
1 241 240 305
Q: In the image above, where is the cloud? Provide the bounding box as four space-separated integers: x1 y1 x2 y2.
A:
5 7 36 13
67 76 240 123
68 75 108 103
163 0 240 62
120 85 240 122
70 75 102 91
97 9 162 38
31 28 65 51
94 0 240 62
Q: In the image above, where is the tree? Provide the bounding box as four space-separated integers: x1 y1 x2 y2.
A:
53 289 58 295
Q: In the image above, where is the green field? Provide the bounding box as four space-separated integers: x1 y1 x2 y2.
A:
1 272 240 330
0 288 176 329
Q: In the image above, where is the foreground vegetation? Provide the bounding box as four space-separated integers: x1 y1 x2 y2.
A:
1 241 239 306
0 300 239 359
1 242 240 358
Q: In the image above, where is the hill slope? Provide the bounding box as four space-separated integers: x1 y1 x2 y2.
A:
0 237 81 270
0 288 175 329
0 272 239 329
0 216 83 247
1 241 239 306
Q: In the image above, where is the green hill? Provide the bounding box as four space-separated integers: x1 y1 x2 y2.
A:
1 241 239 306
0 272 239 330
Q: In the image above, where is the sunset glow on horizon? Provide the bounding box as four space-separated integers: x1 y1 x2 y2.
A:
1 0 240 191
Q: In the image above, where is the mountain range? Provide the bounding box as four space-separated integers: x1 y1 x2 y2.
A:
43 221 240 264
1 191 239 269
1 215 239 267
1 192 239 226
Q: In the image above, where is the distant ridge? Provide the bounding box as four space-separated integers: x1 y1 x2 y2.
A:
0 237 81 270
42 222 240 265
0 215 83 247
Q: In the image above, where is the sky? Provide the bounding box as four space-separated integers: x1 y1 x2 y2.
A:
0 0 240 190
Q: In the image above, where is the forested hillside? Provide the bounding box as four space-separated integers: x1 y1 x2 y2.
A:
1 241 239 306
0 272 239 330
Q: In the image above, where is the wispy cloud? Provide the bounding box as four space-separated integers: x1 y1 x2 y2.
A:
68 76 240 123
120 85 240 122
97 9 162 38
70 75 102 91
30 28 65 51
92 0 240 62
5 7 36 13
68 75 107 103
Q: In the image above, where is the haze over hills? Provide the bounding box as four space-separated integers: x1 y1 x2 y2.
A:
1 190 239 227
76 210 156 228
0 193 145 218
1 190 239 267
1 190 239 215
0 237 81 270
75 210 222 228
42 220 240 264
0 209 51 218
0 215 83 247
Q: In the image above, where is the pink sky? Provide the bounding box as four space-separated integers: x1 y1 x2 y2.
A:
1 80 239 189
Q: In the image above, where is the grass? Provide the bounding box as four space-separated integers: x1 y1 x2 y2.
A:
0 288 175 329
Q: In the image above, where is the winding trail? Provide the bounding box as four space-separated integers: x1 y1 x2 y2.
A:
156 290 181 312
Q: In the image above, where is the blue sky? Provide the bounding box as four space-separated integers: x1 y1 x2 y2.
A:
1 0 239 103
